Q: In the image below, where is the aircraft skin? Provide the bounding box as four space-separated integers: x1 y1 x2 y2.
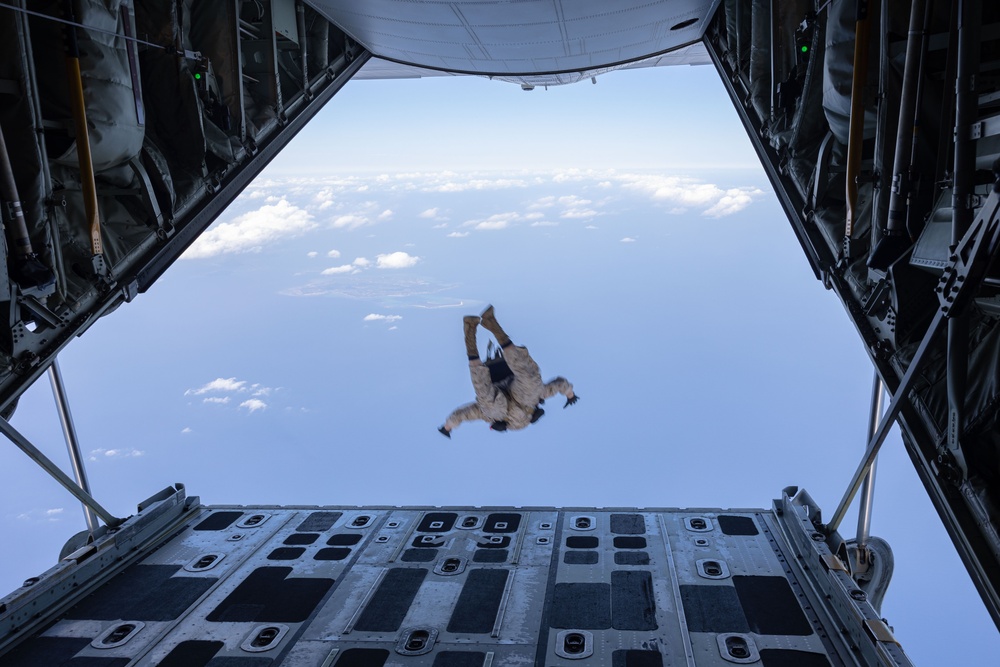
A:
0 0 999 664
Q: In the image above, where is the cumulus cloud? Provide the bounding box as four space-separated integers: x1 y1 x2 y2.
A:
184 199 316 258
529 195 600 220
531 221 558 227
89 448 145 461
376 252 420 269
447 231 469 238
240 399 267 413
353 257 371 267
377 209 394 221
322 264 356 275
186 377 276 412
364 314 403 322
327 249 341 258
186 378 247 395
420 208 440 218
619 174 763 217
464 211 522 231
181 427 192 434
307 251 318 258
621 237 636 243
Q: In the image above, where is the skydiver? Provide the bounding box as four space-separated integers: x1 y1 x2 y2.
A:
438 305 578 438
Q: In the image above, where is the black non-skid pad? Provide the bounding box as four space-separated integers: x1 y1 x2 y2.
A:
551 583 612 629
679 585 750 634
354 568 428 632
614 551 650 565
564 551 599 565
613 536 647 549
610 514 646 535
566 535 599 548
483 513 521 533
612 649 664 667
327 534 363 546
155 640 223 667
66 564 216 621
432 651 487 667
267 547 305 561
401 548 438 562
315 547 352 561
732 576 812 635
206 567 334 623
335 648 390 667
284 533 319 545
718 515 759 536
612 571 658 630
447 569 510 634
296 512 342 532
193 511 243 531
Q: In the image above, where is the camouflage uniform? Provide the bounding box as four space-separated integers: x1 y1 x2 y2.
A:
444 345 574 431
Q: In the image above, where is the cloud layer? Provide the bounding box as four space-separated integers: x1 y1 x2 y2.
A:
185 199 316 258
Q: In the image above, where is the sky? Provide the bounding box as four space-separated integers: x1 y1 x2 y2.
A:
0 63 997 664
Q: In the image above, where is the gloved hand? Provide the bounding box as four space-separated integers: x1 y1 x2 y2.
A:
438 426 451 439
564 395 579 408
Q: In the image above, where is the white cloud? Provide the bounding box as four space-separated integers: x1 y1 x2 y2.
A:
376 252 420 269
332 214 370 229
203 396 231 405
184 199 316 258
89 448 145 461
327 249 341 258
586 225 598 229
322 264 355 275
251 385 272 397
377 209 394 221
186 377 247 395
531 221 558 227
181 427 192 434
447 231 469 238
464 211 521 230
240 399 267 413
353 257 371 267
621 237 636 243
619 174 763 217
432 223 448 229
364 314 403 322
46 508 64 516
307 251 318 258
420 208 440 218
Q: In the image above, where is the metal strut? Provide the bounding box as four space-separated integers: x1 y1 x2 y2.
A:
48 359 99 533
827 182 1000 532
855 372 885 559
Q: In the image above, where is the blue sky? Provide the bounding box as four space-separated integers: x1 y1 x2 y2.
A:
0 64 996 663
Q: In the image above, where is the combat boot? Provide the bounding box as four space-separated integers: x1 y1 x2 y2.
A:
479 305 512 348
464 316 480 360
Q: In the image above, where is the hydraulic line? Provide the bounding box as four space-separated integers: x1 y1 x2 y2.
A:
844 0 872 253
868 0 930 269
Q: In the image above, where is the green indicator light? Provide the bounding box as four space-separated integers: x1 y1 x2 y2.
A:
194 72 202 80
801 45 809 53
